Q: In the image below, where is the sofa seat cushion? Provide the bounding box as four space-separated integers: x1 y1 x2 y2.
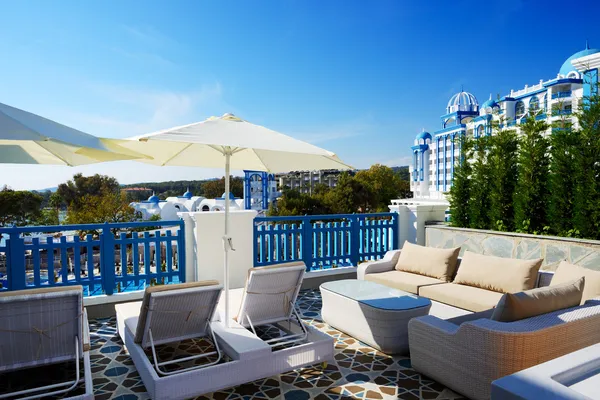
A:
419 283 504 312
492 277 585 322
453 251 542 293
365 270 445 294
395 241 460 281
551 261 600 304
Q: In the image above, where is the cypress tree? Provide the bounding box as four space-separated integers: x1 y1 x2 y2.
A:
448 134 473 227
548 116 578 236
514 114 550 233
468 135 492 229
488 125 519 231
572 82 600 240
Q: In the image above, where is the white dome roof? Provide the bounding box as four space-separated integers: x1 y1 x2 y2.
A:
447 91 479 113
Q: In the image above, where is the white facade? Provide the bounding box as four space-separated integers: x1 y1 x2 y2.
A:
409 45 600 201
276 169 342 194
131 190 244 220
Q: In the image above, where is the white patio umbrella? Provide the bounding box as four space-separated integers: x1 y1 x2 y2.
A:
0 102 149 165
123 113 353 326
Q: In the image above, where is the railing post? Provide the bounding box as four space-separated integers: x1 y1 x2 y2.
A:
391 212 399 250
350 215 360 267
7 226 26 291
101 223 115 295
177 219 186 283
302 216 313 271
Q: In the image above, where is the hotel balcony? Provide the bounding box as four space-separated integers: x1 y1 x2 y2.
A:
551 91 572 99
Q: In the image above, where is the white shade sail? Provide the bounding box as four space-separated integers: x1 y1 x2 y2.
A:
0 102 150 166
123 113 353 172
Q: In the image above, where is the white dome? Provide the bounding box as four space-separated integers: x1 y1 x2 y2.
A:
447 91 479 113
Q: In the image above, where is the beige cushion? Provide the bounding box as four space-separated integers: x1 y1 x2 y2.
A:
419 283 504 312
492 277 585 322
365 270 445 294
453 251 542 293
395 241 460 281
551 261 600 304
134 280 220 343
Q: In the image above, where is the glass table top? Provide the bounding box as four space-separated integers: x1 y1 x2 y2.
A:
321 279 432 310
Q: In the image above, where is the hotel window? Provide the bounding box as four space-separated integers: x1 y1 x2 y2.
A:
529 96 540 113
543 94 548 112
476 125 484 137
515 101 525 118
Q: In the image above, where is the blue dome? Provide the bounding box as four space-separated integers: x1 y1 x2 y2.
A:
447 91 479 113
221 192 236 200
481 97 497 109
183 189 193 199
559 46 600 76
415 131 432 141
148 193 160 203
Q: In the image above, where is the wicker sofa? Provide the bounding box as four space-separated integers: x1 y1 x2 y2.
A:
357 248 553 316
408 299 600 400
358 246 600 400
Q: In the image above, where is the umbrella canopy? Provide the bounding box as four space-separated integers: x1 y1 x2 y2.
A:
0 102 150 165
123 113 353 326
125 113 353 171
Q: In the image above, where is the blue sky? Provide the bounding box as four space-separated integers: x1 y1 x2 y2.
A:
1 0 599 190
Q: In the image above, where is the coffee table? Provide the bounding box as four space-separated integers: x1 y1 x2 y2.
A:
320 279 431 354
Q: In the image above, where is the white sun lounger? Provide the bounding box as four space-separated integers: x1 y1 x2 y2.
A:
117 263 334 400
0 286 93 400
115 281 223 377
234 262 308 348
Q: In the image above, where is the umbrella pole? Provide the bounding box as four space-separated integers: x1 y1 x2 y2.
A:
224 150 231 328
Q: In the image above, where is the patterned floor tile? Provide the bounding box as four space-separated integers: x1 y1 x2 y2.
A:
0 289 462 400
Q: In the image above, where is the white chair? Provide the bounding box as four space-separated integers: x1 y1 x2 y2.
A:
115 280 223 376
234 262 308 349
0 286 93 400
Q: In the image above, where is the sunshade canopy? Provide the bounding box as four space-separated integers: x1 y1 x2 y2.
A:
0 102 149 166
124 113 352 172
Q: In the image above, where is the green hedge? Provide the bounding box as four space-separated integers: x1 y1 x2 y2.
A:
449 84 600 240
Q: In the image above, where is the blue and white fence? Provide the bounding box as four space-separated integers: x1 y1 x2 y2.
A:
0 220 185 296
253 213 398 270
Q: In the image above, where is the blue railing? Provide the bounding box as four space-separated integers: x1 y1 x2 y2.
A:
0 220 185 296
552 109 572 116
253 213 398 270
551 91 572 99
535 113 547 120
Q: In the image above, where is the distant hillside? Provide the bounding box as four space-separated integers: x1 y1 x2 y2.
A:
391 166 409 181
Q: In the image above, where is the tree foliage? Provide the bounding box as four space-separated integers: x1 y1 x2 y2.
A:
514 115 550 233
65 190 140 229
202 176 244 199
468 136 492 229
448 135 472 228
571 84 600 239
488 127 519 231
56 173 120 211
269 165 410 216
0 186 43 227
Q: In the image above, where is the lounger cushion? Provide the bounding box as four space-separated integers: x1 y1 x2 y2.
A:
364 270 445 294
491 277 584 322
453 251 542 293
134 280 219 343
551 261 600 304
394 242 460 282
419 283 503 312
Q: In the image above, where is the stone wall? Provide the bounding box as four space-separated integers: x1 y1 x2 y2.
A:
426 225 600 272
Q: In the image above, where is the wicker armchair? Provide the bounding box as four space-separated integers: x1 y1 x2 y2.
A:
408 299 600 400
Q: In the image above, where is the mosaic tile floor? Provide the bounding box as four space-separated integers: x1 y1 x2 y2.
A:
2 290 467 400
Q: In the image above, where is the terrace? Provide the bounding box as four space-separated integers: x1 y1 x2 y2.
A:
2 205 600 400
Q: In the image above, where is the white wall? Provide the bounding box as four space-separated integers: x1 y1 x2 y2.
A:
389 203 448 246
180 210 258 289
